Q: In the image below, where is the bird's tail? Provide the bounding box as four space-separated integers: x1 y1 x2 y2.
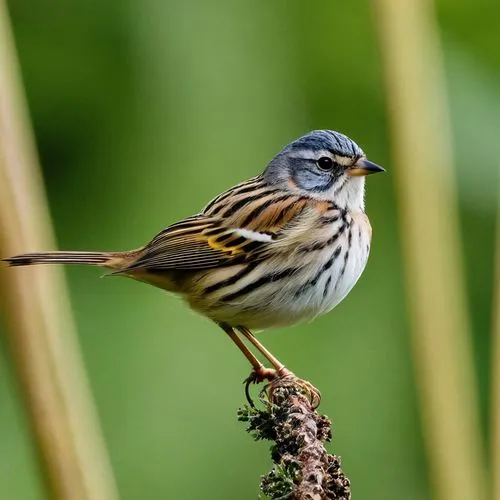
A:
2 251 129 269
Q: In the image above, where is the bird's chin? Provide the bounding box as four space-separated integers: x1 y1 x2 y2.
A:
333 176 366 212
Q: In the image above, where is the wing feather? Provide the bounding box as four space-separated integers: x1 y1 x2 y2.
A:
119 180 330 272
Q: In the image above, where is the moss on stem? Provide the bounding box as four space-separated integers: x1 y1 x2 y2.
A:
239 376 350 500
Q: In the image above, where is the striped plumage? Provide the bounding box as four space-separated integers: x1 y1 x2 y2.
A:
187 180 372 330
3 130 384 397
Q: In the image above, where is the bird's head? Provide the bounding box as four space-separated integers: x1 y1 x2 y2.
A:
264 130 384 211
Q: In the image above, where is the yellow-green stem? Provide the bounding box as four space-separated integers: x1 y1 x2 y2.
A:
373 0 487 499
0 2 118 499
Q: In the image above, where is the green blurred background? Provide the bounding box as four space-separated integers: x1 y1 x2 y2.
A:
0 1 497 499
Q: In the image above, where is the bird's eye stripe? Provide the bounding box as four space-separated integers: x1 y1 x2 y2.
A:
351 155 362 167
332 155 355 167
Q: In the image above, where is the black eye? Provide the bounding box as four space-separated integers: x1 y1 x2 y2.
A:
317 156 334 171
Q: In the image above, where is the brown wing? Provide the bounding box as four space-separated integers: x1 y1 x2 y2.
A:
119 178 326 273
122 215 265 271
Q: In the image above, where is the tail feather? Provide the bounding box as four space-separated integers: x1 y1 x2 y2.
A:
2 251 120 268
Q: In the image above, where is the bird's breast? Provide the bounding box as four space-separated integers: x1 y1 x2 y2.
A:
289 211 371 319
185 212 372 329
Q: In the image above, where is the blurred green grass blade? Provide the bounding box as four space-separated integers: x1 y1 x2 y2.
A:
446 41 500 213
492 200 500 500
373 0 487 499
5 0 496 498
0 2 118 499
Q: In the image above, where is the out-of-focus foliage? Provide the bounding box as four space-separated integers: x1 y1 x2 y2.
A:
0 1 496 499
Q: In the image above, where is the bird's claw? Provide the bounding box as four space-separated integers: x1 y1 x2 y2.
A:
244 367 277 407
244 366 321 409
244 367 278 385
288 377 322 409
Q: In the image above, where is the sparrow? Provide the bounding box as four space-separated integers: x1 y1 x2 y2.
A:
3 130 384 405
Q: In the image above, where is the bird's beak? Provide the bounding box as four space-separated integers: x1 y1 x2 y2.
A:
348 158 385 177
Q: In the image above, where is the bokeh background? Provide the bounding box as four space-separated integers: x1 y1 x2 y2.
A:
0 1 497 499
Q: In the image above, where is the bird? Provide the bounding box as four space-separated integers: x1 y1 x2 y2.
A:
3 129 384 405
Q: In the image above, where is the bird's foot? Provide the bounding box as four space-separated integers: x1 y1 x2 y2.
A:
245 367 278 385
286 376 322 409
244 366 321 409
244 367 278 406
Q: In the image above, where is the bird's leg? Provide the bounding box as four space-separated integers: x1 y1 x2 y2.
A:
236 326 290 377
220 324 277 381
237 326 322 408
220 324 278 406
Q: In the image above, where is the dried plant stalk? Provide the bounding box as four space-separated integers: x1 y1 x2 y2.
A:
373 1 487 499
0 2 118 499
239 377 350 500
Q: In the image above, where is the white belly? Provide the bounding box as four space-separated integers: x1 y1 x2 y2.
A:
188 216 371 330
255 223 370 328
